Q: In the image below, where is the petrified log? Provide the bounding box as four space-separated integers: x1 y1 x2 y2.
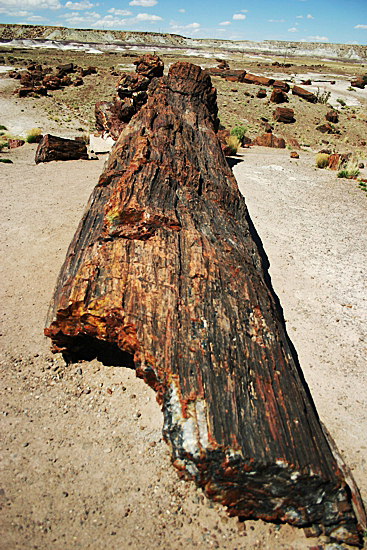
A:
292 85 317 103
270 88 288 104
272 80 290 93
273 106 295 123
45 62 363 544
252 132 286 148
243 73 274 86
35 134 88 164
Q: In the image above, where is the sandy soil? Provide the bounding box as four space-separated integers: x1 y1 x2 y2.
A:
1 83 366 549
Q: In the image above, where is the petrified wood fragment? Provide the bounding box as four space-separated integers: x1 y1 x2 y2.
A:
35 134 88 164
45 62 363 544
292 85 317 103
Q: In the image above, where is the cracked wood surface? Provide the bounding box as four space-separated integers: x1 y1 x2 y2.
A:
44 62 362 545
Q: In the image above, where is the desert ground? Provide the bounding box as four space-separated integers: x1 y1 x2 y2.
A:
0 45 367 549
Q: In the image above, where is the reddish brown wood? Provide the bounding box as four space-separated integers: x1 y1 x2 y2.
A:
44 62 363 545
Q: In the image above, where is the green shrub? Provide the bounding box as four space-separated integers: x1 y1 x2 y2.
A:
315 88 331 104
315 153 330 169
0 124 7 131
336 98 346 107
230 125 247 144
0 158 12 164
26 127 41 143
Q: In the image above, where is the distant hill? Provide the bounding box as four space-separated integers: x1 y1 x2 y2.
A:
0 24 366 63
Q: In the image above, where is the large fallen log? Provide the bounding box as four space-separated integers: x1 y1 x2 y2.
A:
44 62 364 545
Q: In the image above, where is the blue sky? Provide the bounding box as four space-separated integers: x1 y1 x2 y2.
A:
0 0 366 44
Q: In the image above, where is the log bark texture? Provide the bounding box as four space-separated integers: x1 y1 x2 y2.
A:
44 62 363 544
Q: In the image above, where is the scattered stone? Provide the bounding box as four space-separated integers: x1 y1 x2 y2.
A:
359 162 364 169
35 134 89 164
350 77 365 89
270 88 288 104
301 79 312 85
326 110 339 123
8 139 25 149
73 76 83 87
290 151 299 158
292 85 317 103
256 89 267 98
273 106 295 123
316 123 339 134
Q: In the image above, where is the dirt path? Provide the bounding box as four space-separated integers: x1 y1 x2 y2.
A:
1 95 366 548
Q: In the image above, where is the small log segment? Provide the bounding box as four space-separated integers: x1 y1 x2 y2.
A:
35 134 88 164
45 62 363 545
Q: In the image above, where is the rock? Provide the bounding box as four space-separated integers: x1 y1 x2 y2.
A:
43 75 61 90
95 101 125 140
44 61 362 543
73 76 83 87
270 88 288 104
292 85 317 103
35 134 89 164
287 137 301 149
56 63 75 75
316 123 339 134
116 73 150 98
290 151 299 158
8 139 25 149
301 79 312 85
350 77 365 89
252 132 286 148
243 73 274 86
8 70 20 79
326 110 339 123
60 75 72 86
20 72 33 87
261 121 273 133
114 97 136 122
328 153 351 171
256 89 267 98
359 162 365 169
133 54 164 78
217 60 230 70
18 87 33 97
273 107 295 123
272 80 290 92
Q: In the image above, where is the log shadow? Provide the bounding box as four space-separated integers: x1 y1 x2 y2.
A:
244 208 318 415
58 333 135 368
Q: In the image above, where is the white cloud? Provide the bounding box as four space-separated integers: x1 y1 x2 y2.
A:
0 7 30 14
307 35 328 41
178 8 184 12
355 24 367 29
27 13 47 19
233 13 246 20
217 28 226 33
241 9 248 12
108 7 132 15
135 12 162 21
129 0 157 6
0 0 61 9
170 20 200 32
268 19 285 23
288 27 298 32
65 0 93 8
219 21 231 26
296 15 303 18
307 14 314 19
